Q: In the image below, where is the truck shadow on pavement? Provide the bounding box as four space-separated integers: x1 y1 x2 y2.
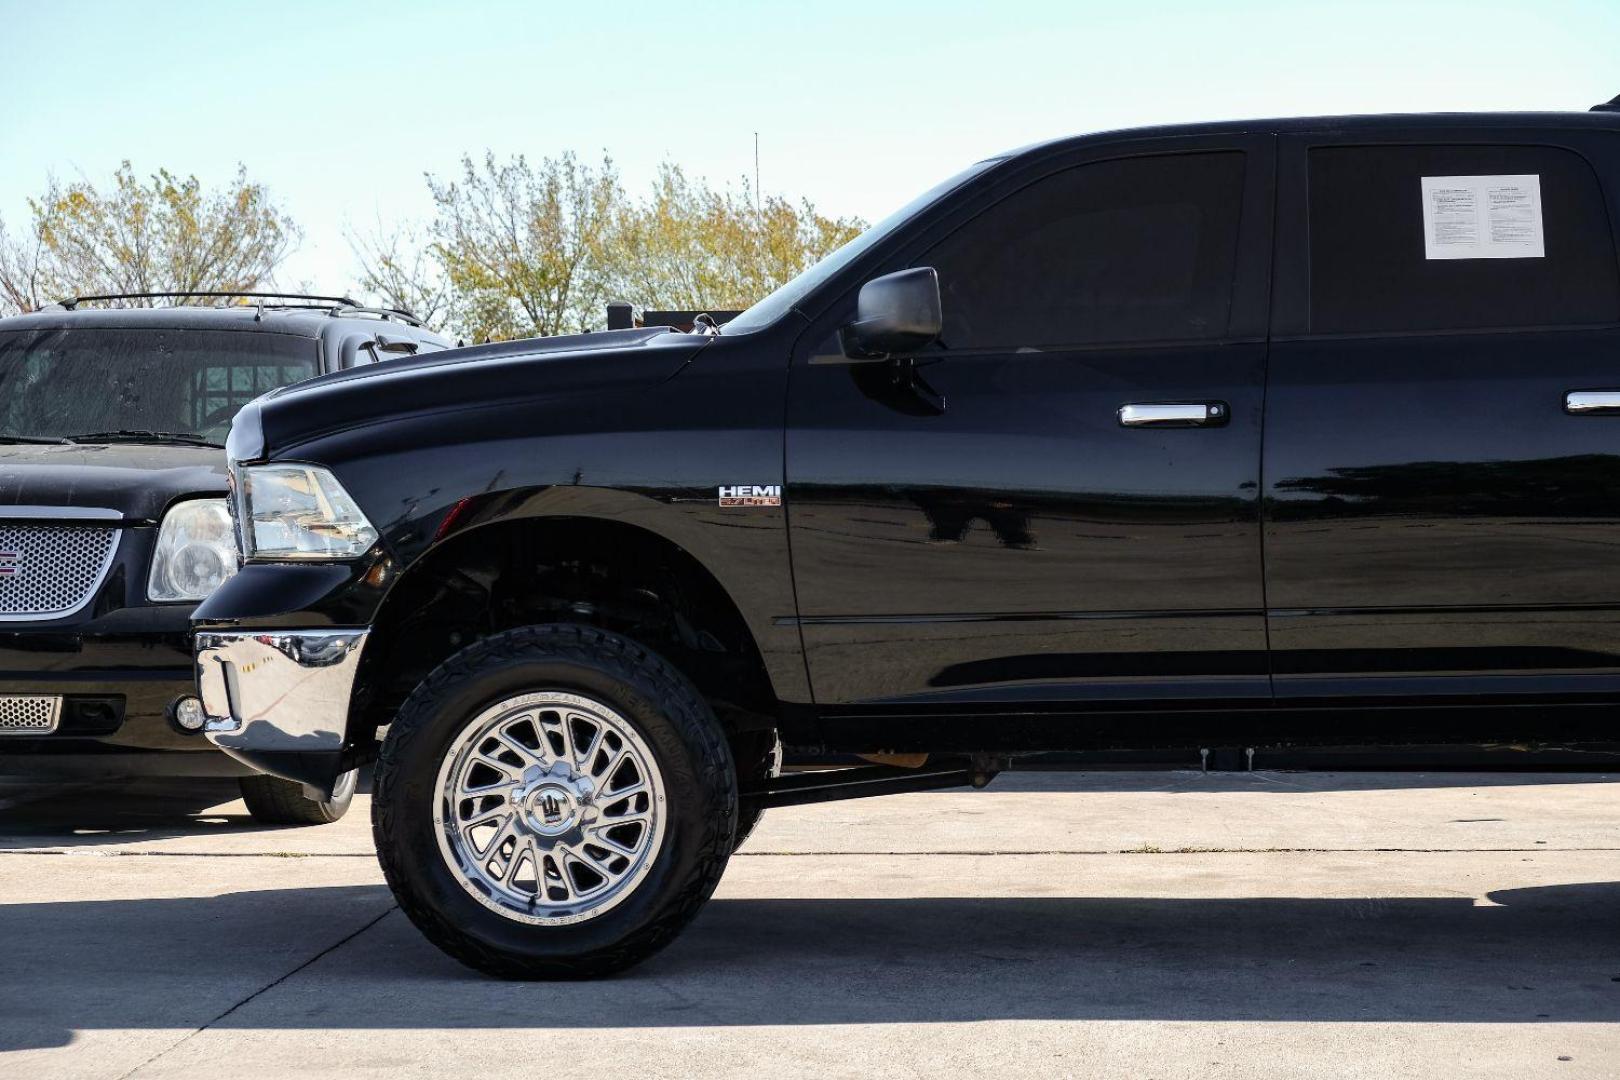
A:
4 880 1619 1053
2 771 1610 852
0 776 368 850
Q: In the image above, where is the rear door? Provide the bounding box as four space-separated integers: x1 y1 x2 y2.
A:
1264 126 1620 706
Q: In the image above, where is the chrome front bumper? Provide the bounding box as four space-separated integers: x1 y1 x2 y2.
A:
195 629 369 753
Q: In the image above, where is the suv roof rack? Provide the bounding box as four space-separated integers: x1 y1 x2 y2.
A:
1592 94 1620 113
325 303 425 327
56 290 360 310
51 290 425 328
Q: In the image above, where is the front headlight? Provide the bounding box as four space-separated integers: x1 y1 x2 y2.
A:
148 499 238 602
237 463 378 560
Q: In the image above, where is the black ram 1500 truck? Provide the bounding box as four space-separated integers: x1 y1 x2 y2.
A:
197 104 1620 976
0 294 449 823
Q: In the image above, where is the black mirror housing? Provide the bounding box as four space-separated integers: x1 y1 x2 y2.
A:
840 267 942 360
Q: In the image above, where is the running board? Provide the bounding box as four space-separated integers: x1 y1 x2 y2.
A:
744 756 1002 809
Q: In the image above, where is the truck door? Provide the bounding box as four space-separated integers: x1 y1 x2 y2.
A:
785 136 1275 714
1264 129 1620 708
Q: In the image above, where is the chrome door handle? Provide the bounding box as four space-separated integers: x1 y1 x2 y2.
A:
1118 401 1228 428
1565 391 1620 415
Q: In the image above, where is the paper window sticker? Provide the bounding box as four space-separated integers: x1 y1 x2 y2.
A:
1421 174 1544 260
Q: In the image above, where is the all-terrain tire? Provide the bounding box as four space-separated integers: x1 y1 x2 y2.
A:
239 768 358 825
372 623 737 979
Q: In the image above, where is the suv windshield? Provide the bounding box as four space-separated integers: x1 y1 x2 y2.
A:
0 328 318 446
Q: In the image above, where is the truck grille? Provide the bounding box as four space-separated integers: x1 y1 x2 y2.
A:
0 524 119 619
0 694 62 734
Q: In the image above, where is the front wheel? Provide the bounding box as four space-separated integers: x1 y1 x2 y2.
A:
372 624 737 979
239 767 358 825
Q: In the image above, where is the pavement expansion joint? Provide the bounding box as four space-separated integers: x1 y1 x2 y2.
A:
111 904 400 1080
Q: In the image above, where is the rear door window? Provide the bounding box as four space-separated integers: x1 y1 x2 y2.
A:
1307 144 1620 334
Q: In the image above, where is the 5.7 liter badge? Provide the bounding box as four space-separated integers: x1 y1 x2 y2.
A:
718 485 782 507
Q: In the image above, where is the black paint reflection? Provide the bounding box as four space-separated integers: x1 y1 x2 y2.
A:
1272 455 1620 519
911 491 1036 549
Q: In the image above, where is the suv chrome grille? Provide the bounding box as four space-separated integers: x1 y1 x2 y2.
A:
0 694 62 734
0 524 119 619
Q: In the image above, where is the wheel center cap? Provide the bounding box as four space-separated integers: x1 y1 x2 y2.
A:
513 762 594 838
523 783 579 834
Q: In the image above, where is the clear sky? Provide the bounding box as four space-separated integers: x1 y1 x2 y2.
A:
2 0 1616 293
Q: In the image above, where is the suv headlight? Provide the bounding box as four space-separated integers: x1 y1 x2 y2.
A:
237 463 378 560
148 499 238 602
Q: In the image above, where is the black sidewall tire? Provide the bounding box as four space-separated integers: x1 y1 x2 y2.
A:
240 769 357 826
374 627 735 977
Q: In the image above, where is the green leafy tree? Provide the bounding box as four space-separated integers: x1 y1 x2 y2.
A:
27 162 298 303
387 154 868 341
426 152 624 341
608 163 866 314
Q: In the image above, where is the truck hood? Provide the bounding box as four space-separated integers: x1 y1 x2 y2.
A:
248 327 710 459
0 442 226 523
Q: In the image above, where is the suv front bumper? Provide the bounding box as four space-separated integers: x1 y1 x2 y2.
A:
0 602 235 775
195 628 369 784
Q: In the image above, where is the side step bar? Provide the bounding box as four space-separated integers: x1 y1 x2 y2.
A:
743 756 1002 810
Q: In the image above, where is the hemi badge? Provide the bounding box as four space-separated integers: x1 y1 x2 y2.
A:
718 485 782 508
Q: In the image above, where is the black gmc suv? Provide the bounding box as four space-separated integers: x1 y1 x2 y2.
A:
197 104 1620 974
0 293 449 823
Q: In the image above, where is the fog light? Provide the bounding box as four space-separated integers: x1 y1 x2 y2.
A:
172 696 206 733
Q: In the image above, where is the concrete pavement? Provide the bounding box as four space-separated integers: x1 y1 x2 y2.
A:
2 770 1618 1078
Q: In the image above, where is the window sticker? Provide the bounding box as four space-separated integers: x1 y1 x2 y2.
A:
1421 174 1545 260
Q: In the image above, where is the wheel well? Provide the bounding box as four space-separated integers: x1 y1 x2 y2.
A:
350 517 779 755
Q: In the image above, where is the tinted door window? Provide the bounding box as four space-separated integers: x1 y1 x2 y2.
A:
1308 144 1620 333
921 152 1246 349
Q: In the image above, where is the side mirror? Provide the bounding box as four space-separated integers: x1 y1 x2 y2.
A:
840 267 942 360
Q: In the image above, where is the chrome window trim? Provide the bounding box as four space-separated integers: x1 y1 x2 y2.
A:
0 506 122 522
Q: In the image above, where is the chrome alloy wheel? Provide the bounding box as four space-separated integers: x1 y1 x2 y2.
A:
433 690 667 926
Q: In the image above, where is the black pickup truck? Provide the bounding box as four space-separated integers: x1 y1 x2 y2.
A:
197 103 1620 977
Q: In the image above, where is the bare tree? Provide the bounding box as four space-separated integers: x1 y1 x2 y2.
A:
348 216 451 330
0 215 47 316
